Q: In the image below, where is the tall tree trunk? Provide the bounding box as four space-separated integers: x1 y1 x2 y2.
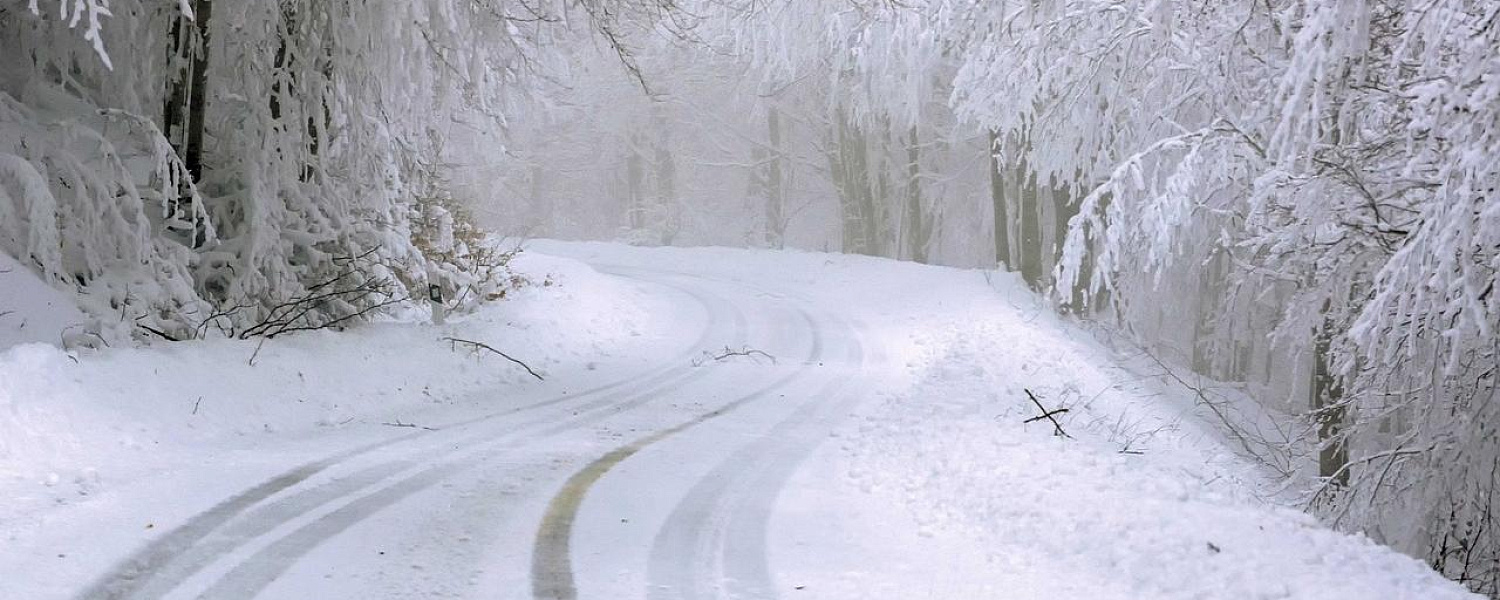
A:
183 0 212 184
529 163 549 231
865 164 884 257
653 110 677 245
990 129 1010 271
1018 157 1044 289
763 107 785 248
826 115 854 252
1192 251 1222 375
161 0 211 247
162 16 189 151
268 5 291 122
626 140 645 231
904 125 928 263
1313 305 1349 486
1038 181 1057 278
1052 179 1080 306
870 122 893 258
833 110 874 255
267 5 324 183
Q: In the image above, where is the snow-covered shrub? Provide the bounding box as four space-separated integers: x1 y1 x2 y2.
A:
411 190 527 313
0 66 208 342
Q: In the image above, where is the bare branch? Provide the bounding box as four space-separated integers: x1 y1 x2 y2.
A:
442 337 544 381
1024 388 1071 438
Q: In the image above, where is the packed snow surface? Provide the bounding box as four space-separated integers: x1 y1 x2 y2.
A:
0 242 1476 599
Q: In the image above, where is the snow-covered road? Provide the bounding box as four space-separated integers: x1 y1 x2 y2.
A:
1 242 1479 599
67 264 861 599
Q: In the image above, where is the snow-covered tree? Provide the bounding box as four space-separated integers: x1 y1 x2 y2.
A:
671 0 1500 592
15 0 1492 592
2 0 665 340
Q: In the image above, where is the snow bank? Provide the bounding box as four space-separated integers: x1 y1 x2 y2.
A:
838 323 1471 599
0 251 668 504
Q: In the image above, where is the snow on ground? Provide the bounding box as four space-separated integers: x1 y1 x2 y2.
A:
0 250 670 515
0 240 1479 599
535 241 1475 600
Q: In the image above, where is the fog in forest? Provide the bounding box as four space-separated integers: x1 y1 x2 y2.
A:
3 1 1497 597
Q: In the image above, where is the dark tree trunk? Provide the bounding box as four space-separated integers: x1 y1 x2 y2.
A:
160 0 211 247
183 0 213 184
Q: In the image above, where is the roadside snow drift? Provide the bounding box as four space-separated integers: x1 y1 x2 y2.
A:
0 250 668 499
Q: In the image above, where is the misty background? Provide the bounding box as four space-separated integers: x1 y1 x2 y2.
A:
3 0 1497 595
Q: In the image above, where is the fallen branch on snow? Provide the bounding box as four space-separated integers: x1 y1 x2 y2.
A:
1023 407 1071 424
1025 388 1071 438
442 337 544 381
137 323 180 342
381 419 437 431
693 346 777 367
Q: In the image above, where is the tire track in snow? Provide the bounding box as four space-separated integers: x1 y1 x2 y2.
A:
645 316 871 600
189 348 753 600
77 272 742 600
530 308 825 600
192 275 759 600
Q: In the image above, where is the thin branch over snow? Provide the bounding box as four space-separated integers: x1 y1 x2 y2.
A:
442 337 544 381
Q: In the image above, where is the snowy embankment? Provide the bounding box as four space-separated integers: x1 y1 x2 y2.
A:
0 250 670 515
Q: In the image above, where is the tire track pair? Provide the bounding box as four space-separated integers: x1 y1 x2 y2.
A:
78 273 745 600
198 275 772 600
645 316 873 600
530 308 827 600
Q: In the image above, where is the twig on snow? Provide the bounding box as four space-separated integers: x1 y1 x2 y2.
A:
381 419 437 431
1023 407 1071 423
442 337 544 381
249 337 267 366
693 346 777 366
1025 388 1071 438
138 323 180 342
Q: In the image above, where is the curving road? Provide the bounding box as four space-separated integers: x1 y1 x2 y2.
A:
74 262 876 600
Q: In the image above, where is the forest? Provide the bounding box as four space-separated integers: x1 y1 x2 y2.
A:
2 0 1497 596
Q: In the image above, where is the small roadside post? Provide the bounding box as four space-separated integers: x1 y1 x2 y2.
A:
428 283 446 325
